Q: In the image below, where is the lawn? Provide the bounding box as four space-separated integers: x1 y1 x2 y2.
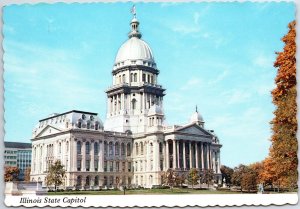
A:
47 188 241 195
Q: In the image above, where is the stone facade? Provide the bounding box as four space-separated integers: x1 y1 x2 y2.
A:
30 12 222 189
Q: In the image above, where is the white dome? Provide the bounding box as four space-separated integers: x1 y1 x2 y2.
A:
190 111 204 123
148 104 163 116
115 37 155 65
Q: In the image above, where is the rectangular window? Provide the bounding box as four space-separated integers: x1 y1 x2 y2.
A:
110 161 113 172
86 160 90 171
94 160 98 171
122 162 125 172
142 74 146 82
77 160 81 171
116 162 119 172
104 161 107 172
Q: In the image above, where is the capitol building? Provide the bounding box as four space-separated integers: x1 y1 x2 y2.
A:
30 12 222 189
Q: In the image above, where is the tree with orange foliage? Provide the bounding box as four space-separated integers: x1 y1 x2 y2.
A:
4 166 20 182
270 20 297 190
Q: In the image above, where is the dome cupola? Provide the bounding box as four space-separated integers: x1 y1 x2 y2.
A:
113 7 156 70
190 106 204 127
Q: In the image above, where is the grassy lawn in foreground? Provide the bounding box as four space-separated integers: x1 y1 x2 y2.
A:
47 188 242 195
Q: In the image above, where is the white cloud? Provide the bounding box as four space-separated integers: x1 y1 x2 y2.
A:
180 77 202 90
253 54 274 69
222 89 252 105
171 24 200 35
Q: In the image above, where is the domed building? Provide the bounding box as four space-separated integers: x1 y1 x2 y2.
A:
30 10 222 189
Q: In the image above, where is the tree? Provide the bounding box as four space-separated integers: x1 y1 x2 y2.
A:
46 160 66 191
188 168 199 189
220 165 234 186
232 164 247 192
175 172 186 187
270 20 297 190
241 166 257 192
161 169 176 191
203 169 214 188
4 166 19 182
24 167 31 182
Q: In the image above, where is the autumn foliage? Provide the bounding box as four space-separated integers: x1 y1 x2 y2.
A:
269 20 297 189
4 166 20 182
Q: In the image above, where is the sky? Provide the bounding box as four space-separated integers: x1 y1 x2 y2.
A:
3 2 295 168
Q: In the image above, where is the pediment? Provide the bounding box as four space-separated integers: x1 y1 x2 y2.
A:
35 125 62 138
175 124 211 136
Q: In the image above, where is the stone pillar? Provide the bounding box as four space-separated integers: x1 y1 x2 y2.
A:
73 140 77 172
195 142 199 169
201 142 204 170
206 144 210 169
177 141 180 169
163 142 166 170
172 140 176 169
82 141 86 171
99 141 104 172
189 142 192 168
153 141 159 171
166 141 169 169
91 142 95 171
183 141 186 170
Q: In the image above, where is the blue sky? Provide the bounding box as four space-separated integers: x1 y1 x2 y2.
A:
3 2 295 167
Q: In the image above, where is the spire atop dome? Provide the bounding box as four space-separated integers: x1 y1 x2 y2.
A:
196 105 198 113
129 5 142 39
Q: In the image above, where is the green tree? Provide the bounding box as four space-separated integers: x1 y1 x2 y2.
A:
46 160 66 191
203 169 214 188
270 20 297 190
4 166 19 182
220 165 234 186
188 168 199 189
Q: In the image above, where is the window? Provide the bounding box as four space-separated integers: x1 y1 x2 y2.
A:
122 162 125 172
135 143 139 155
140 142 143 155
94 142 99 155
109 142 113 156
77 159 81 171
159 142 163 153
66 141 69 152
104 161 107 172
131 99 136 110
103 176 107 186
150 143 153 153
59 142 61 154
86 160 90 171
122 74 125 83
127 143 131 156
128 162 131 172
94 160 98 171
115 142 120 156
116 162 119 171
86 142 90 155
148 74 150 83
121 143 125 156
95 122 99 130
142 73 146 82
87 121 90 129
77 141 81 155
160 160 163 171
110 161 113 172
134 73 137 82
78 120 82 128
95 176 99 186
104 141 107 156
130 73 133 82
135 161 138 171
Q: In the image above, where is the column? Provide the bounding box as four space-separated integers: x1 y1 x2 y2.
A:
91 142 95 171
195 142 199 169
73 140 77 172
189 142 192 169
177 141 180 169
82 141 86 171
172 140 176 169
99 141 104 172
201 142 204 170
206 144 210 169
166 141 169 169
183 141 186 170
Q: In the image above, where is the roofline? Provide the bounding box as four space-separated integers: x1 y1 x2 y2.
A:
4 141 32 149
39 110 98 122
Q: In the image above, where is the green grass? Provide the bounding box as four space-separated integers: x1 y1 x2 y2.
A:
47 188 241 195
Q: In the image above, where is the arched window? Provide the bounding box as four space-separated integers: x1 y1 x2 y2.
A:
121 143 125 156
109 142 113 156
94 142 99 155
122 74 126 83
150 143 153 154
132 99 136 110
77 141 81 155
66 141 69 152
87 121 90 129
86 142 90 155
135 143 139 155
95 122 99 130
127 143 131 156
115 142 120 156
130 73 133 82
77 119 82 128
59 142 61 154
134 73 137 82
